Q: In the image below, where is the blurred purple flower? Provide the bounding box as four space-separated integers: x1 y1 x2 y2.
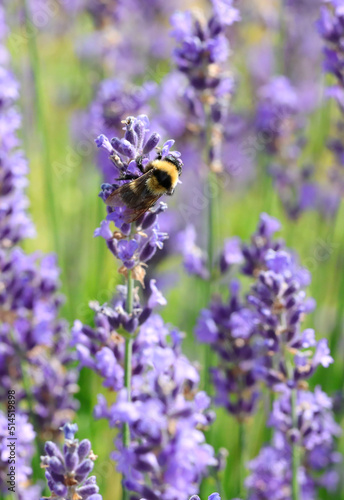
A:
177 225 209 279
171 10 231 90
170 2 237 174
219 236 244 273
195 213 336 426
318 2 344 104
212 0 240 25
0 411 39 497
256 76 299 153
196 279 260 419
0 6 79 441
0 11 35 247
0 248 79 434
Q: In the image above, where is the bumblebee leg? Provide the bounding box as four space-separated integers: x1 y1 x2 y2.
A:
155 150 162 160
136 155 145 172
113 173 137 181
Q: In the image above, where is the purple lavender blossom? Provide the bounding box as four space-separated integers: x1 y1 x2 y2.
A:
314 1 344 217
249 3 344 222
195 280 260 419
318 1 344 110
246 444 306 500
40 423 102 500
0 5 78 437
241 212 283 276
167 1 243 278
189 494 241 500
193 213 340 498
91 80 157 133
73 281 217 499
171 7 236 91
196 214 334 420
89 81 158 182
246 387 341 499
71 280 168 386
95 115 182 282
0 410 39 498
98 315 217 499
219 236 244 274
0 248 79 435
170 3 237 173
283 0 323 101
255 76 299 154
176 225 209 279
238 214 334 389
74 0 188 76
0 8 35 247
253 69 336 221
190 494 221 500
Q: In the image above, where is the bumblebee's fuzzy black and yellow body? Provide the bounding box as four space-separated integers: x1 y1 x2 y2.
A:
105 155 182 223
146 159 180 194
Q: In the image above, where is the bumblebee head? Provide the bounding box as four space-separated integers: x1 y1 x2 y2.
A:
164 154 183 176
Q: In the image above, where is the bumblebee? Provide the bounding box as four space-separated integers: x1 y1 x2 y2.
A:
105 154 183 223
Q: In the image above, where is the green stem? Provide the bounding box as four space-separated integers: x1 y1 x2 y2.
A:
203 105 216 393
22 0 59 254
207 170 215 283
277 0 286 75
266 390 275 442
286 358 300 500
290 388 301 500
122 268 134 500
123 336 133 449
203 169 216 393
238 420 247 498
203 102 215 287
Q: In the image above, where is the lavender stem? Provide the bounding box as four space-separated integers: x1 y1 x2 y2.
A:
207 171 215 282
205 105 215 282
277 0 286 75
122 261 134 500
238 419 247 498
291 388 301 500
286 358 301 500
204 107 215 393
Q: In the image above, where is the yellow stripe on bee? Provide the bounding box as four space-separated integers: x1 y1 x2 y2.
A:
151 160 179 187
147 176 168 194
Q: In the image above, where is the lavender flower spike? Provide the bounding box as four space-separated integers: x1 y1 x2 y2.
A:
189 494 241 500
0 4 35 247
190 494 221 500
318 1 344 110
95 114 183 284
82 299 218 499
246 387 341 500
40 423 102 500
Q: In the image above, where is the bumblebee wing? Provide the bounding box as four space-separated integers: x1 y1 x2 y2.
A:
105 170 160 223
105 170 152 208
123 203 159 223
